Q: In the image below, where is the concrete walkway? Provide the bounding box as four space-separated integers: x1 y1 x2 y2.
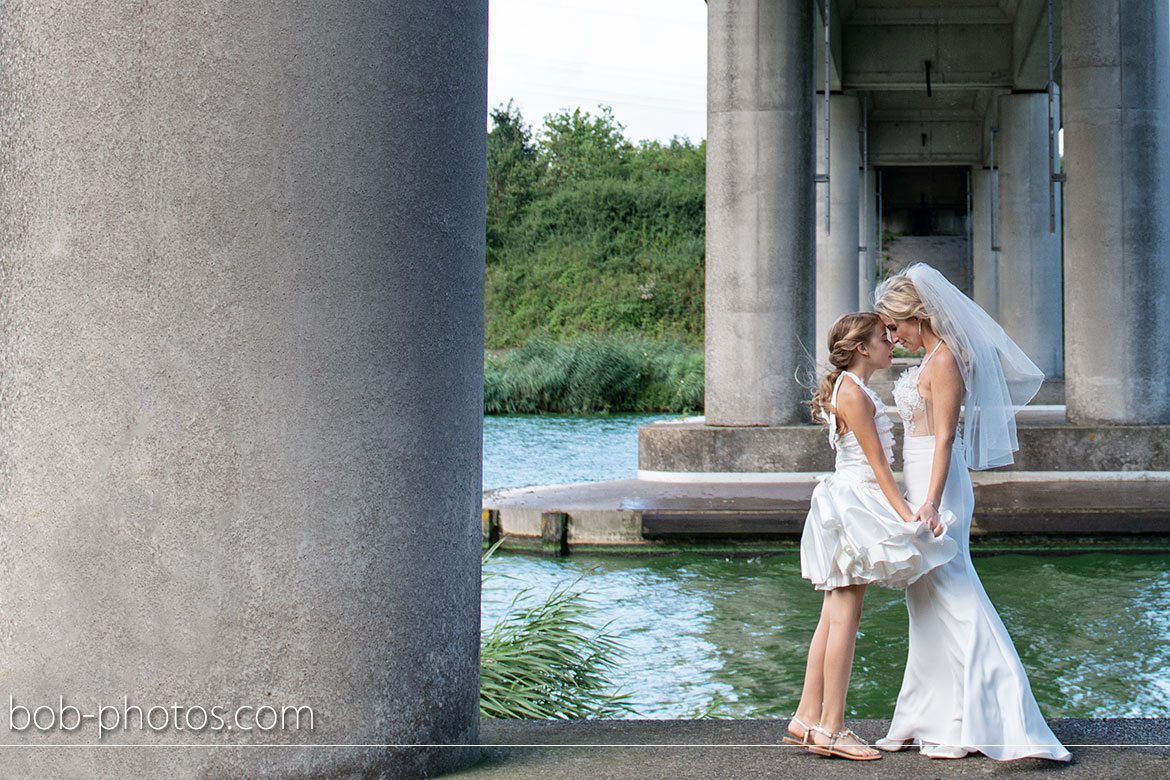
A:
439 719 1169 779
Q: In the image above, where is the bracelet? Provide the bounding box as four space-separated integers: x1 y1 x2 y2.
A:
926 500 939 511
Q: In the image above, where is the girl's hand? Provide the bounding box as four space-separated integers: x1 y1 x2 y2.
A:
915 502 944 536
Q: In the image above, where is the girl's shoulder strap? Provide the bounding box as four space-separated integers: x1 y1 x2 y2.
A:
830 369 851 406
837 371 877 405
826 371 852 450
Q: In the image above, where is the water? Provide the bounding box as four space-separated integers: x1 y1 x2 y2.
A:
483 413 677 490
482 414 1170 718
482 551 1170 719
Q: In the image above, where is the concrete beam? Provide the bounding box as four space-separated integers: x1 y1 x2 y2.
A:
843 22 1013 90
846 5 1011 24
1013 0 1062 90
868 119 984 165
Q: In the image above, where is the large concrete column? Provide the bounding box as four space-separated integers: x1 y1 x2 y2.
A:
997 92 1064 378
860 164 878 308
706 0 814 426
971 166 1001 319
816 94 862 365
0 2 483 778
1063 0 1170 423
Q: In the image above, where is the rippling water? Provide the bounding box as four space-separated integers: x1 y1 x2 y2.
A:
483 413 676 490
482 551 1170 719
482 414 1170 718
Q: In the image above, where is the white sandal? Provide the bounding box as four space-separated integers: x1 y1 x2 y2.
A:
781 713 815 745
807 725 882 761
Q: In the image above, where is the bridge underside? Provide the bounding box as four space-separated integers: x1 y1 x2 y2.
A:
646 0 1170 478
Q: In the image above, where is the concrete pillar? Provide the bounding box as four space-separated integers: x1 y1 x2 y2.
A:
860 163 878 308
0 2 484 777
1063 0 1170 423
816 94 862 365
706 0 814 426
971 166 1001 319
997 92 1064 378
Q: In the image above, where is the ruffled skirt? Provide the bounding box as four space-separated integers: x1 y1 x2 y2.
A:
800 473 957 591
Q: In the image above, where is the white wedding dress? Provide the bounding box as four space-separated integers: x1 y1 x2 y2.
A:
883 348 1071 761
800 371 956 591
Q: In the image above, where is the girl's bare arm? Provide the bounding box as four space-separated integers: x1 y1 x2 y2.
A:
835 381 915 523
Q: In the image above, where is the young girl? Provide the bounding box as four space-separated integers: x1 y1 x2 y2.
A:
786 312 957 761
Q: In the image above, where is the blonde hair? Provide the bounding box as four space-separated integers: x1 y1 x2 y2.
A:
809 312 882 432
873 273 939 334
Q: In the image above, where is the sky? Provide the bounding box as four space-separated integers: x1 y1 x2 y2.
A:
487 0 708 144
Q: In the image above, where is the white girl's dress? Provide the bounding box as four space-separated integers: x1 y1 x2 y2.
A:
800 372 956 591
881 349 1072 761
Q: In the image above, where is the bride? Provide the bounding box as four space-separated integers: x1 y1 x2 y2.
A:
872 263 1071 762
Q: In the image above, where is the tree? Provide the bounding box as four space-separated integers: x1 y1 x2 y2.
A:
487 101 540 252
537 106 633 186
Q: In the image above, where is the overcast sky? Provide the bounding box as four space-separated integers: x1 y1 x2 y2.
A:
487 0 708 144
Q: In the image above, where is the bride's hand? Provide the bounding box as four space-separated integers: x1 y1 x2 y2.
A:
915 502 944 537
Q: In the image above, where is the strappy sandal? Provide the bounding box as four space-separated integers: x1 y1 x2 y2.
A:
781 713 815 745
807 725 882 761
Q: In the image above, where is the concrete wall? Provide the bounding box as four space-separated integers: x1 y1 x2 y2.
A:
1063 0 1170 423
639 421 1170 474
0 2 484 777
706 0 814 426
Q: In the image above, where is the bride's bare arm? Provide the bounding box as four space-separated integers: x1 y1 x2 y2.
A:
917 347 963 525
835 381 915 523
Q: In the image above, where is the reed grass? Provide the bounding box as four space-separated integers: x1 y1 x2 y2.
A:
480 541 634 719
484 335 703 414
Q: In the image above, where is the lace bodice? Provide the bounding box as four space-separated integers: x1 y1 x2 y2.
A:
893 342 942 437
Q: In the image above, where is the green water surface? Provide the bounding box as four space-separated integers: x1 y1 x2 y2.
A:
482 551 1170 719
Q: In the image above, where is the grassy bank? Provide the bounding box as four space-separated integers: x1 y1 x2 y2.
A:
484 335 703 415
483 104 705 414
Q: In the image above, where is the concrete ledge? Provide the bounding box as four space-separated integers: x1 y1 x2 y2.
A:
483 475 1170 553
639 421 1170 473
438 718 1169 779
